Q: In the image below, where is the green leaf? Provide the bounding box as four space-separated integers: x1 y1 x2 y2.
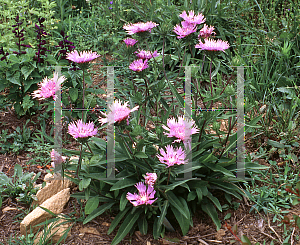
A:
187 191 197 201
110 178 137 191
69 88 78 102
157 200 169 229
241 235 252 245
14 164 23 178
85 196 100 215
135 152 148 158
107 206 131 235
292 199 300 205
203 162 235 178
207 192 222 212
163 178 193 192
21 65 35 80
153 217 160 240
224 213 231 220
120 192 128 211
166 192 189 219
0 173 11 185
166 80 184 108
8 54 19 64
170 205 190 235
83 202 115 224
196 188 203 201
6 71 21 86
110 209 143 245
267 139 286 149
138 216 148 235
79 178 91 191
201 202 221 230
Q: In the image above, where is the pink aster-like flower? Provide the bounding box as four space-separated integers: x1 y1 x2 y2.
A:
195 38 230 52
129 59 149 72
68 119 98 139
126 182 157 206
66 50 100 63
123 21 159 35
179 10 206 25
162 116 199 143
32 72 65 100
99 99 139 125
123 37 138 47
198 24 216 38
144 173 157 187
157 145 186 168
173 21 197 39
50 149 66 168
135 49 160 59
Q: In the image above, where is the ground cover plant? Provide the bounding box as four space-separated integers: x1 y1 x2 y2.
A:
0 0 299 244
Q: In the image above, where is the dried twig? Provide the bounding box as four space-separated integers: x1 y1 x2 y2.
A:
198 238 209 245
291 227 295 245
267 213 282 243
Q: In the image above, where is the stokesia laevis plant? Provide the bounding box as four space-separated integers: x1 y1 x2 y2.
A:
68 119 98 177
123 37 138 47
31 72 66 100
57 8 248 245
66 50 100 119
144 173 157 187
126 182 157 206
98 99 139 126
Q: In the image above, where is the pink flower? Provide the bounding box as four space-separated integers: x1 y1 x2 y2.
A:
198 24 216 38
129 59 149 72
144 173 157 186
135 50 160 59
162 116 199 143
66 50 100 63
195 38 230 52
173 21 197 39
32 72 65 100
123 21 159 35
123 37 138 47
157 145 186 168
99 99 139 125
50 149 66 168
126 182 157 206
179 10 206 25
68 120 98 139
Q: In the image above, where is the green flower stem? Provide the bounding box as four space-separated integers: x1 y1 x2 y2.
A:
86 141 93 154
116 127 134 156
76 144 83 179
